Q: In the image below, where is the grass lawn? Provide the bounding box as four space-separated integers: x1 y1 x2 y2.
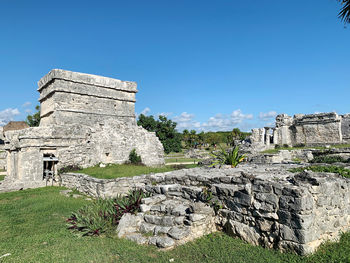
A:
72 164 196 180
165 157 199 164
0 174 5 181
1 187 350 262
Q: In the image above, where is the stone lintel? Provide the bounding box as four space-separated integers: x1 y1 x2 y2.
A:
38 69 137 93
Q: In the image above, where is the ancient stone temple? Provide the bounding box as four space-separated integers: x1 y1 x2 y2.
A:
251 112 350 149
3 69 164 189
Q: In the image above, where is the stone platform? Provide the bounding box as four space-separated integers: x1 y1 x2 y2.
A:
58 164 350 255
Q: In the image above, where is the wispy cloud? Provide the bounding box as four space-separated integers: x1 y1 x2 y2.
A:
172 109 254 132
0 108 20 126
201 110 253 131
258 111 277 121
22 101 31 108
140 107 151 116
172 112 200 131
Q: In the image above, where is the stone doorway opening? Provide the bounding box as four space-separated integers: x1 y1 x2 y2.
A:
43 154 58 182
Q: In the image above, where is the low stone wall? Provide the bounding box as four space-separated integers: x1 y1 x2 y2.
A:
60 164 350 255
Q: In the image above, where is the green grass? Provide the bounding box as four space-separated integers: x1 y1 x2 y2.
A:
165 157 199 163
165 151 185 157
0 174 5 181
72 164 193 180
1 187 350 262
262 144 350 154
289 165 350 178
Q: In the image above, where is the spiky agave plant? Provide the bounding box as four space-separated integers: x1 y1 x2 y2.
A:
210 146 246 168
67 189 150 236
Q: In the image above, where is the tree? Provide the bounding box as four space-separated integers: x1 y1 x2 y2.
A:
338 0 350 24
25 105 40 127
182 129 190 148
137 114 182 154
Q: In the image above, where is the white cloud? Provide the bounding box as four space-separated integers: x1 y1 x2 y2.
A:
201 109 254 131
172 109 254 132
157 112 172 118
258 111 277 121
25 109 32 114
173 112 200 131
22 101 31 108
0 108 20 126
140 107 151 116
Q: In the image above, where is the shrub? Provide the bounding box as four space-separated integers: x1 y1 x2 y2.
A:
274 145 281 149
129 149 142 165
67 189 150 236
283 144 289 148
294 143 306 148
210 146 246 168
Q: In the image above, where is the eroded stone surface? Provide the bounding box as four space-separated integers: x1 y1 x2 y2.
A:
57 164 350 255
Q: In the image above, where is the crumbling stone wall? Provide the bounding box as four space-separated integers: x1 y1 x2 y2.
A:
59 165 350 255
251 112 350 150
3 69 164 188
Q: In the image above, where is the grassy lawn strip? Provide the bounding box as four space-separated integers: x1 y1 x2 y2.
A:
165 157 199 163
1 187 350 262
0 174 5 181
289 165 350 178
72 164 197 180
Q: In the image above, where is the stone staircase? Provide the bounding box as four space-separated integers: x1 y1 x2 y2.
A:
116 184 217 249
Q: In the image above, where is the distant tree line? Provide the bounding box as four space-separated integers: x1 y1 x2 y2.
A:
181 128 251 149
137 114 251 153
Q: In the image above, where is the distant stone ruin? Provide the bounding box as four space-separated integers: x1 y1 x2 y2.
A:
251 112 350 150
2 69 164 190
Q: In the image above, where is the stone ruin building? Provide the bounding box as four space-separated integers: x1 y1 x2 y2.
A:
2 69 164 189
251 112 350 150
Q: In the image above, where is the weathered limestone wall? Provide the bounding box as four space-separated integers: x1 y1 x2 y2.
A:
3 69 165 188
4 120 164 186
292 113 342 145
38 70 137 126
59 165 350 255
0 150 6 170
252 112 350 149
341 114 350 142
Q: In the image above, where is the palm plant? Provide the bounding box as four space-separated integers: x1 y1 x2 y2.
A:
338 0 350 24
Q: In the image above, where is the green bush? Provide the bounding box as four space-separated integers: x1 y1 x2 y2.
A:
67 189 150 236
129 149 142 165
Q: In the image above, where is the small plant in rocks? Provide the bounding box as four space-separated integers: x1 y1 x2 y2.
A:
198 187 223 215
210 146 246 168
67 189 150 236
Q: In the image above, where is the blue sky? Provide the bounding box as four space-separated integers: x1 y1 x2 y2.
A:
0 0 349 131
